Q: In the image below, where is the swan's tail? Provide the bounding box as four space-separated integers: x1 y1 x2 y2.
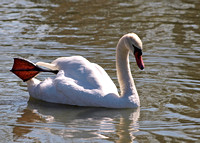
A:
10 58 58 82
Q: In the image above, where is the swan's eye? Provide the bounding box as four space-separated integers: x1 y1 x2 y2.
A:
132 44 142 55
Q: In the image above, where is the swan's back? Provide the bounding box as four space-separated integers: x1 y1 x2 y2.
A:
52 56 118 93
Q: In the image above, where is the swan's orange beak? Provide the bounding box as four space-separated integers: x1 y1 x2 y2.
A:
134 52 145 70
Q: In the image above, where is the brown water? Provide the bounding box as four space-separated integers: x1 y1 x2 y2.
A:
0 0 200 142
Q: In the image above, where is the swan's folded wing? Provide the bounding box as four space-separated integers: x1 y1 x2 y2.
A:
52 56 119 96
91 63 119 96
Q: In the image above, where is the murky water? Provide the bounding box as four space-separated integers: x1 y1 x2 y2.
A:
0 0 200 142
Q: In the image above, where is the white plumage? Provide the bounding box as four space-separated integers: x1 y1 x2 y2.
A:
26 33 144 108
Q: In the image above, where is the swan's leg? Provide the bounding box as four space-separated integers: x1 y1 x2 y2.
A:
10 58 58 82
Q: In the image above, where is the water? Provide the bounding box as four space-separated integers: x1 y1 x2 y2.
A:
0 0 200 142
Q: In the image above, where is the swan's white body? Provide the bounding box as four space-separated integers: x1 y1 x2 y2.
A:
26 33 144 108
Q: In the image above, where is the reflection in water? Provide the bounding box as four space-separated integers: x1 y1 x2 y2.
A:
13 108 52 141
13 99 140 142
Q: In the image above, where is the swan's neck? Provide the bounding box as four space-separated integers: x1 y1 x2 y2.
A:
116 39 138 98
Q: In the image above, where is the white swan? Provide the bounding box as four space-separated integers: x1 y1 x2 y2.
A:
11 33 144 108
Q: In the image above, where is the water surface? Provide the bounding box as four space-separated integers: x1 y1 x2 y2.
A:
0 0 200 142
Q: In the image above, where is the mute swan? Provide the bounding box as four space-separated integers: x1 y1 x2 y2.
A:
11 33 145 108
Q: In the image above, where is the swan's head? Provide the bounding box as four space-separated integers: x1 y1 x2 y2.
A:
123 33 145 70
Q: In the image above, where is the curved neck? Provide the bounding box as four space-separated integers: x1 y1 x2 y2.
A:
116 39 138 97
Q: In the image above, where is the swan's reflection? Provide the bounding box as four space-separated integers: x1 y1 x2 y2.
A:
13 99 140 142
